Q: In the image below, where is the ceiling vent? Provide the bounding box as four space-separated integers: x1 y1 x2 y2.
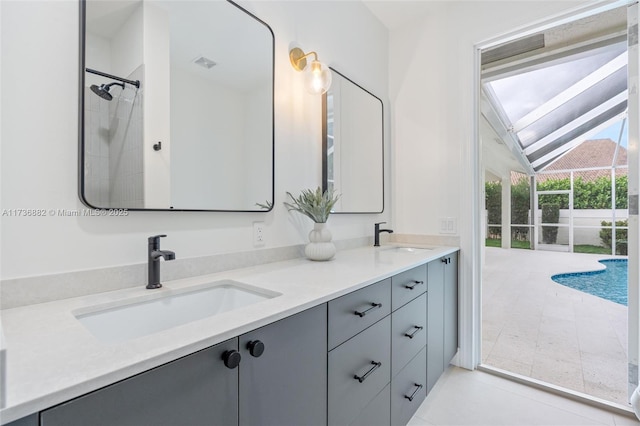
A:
482 34 545 65
193 56 217 69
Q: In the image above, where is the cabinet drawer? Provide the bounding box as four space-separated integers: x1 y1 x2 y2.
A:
349 384 390 426
391 264 427 311
328 316 391 426
328 278 391 349
391 293 427 377
391 347 427 426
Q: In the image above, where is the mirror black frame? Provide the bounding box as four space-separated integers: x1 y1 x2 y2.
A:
322 67 384 214
78 0 275 212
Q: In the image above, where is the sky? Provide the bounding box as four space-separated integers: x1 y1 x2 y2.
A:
591 119 628 148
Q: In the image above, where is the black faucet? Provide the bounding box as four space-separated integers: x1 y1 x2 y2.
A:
147 234 175 289
374 222 394 247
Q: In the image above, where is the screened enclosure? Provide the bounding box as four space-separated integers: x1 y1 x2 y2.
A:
482 24 629 255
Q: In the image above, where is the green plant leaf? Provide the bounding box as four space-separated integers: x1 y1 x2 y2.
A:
283 187 340 223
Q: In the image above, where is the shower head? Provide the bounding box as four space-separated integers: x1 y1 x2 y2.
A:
90 81 125 101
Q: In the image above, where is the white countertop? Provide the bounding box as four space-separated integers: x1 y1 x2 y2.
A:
0 244 458 424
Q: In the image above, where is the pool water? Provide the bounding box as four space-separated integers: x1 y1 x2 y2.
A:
551 259 628 306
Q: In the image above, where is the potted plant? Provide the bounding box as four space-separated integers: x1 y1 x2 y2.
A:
285 187 340 261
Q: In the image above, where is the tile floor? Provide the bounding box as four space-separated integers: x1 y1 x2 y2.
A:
482 247 628 404
409 367 639 425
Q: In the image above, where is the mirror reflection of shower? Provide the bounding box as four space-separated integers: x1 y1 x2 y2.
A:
86 68 140 101
90 82 124 101
84 66 144 208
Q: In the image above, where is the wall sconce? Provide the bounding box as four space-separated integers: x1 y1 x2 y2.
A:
289 47 332 95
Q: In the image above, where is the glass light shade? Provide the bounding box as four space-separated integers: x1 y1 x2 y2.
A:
304 60 332 95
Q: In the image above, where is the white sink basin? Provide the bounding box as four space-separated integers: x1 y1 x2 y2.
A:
74 280 280 343
383 246 432 253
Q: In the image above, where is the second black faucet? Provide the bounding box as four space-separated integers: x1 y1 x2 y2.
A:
147 234 176 289
374 222 393 246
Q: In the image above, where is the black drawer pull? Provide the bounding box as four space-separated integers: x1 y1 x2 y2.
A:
354 361 382 383
404 280 424 290
404 325 423 339
354 302 382 317
404 383 423 401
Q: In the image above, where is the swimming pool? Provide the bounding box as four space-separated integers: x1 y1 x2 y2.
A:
551 259 628 306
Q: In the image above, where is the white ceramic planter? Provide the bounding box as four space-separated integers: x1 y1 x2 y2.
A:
305 222 336 261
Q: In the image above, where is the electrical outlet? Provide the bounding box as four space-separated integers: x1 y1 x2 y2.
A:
253 222 265 247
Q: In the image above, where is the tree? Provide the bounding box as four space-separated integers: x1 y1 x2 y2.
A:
600 220 628 255
486 174 628 247
541 203 560 244
485 181 502 238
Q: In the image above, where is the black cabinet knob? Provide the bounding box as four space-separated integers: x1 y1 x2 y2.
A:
247 340 265 357
222 350 241 369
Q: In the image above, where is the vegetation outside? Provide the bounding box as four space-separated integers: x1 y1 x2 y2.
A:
486 175 628 252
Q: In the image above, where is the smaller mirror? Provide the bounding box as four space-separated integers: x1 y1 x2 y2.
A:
323 68 384 213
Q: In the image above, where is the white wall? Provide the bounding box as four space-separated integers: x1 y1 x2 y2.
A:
333 75 384 212
243 85 273 209
0 0 389 280
170 65 246 209
85 33 112 88
142 2 171 208
110 3 143 80
545 208 629 246
390 1 592 237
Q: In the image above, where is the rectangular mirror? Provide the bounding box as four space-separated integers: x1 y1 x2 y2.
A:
79 0 274 211
323 68 384 213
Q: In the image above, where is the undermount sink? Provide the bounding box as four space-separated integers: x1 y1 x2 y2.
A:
382 246 432 253
74 280 281 344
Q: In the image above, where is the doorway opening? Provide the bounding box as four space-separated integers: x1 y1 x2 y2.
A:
479 5 633 406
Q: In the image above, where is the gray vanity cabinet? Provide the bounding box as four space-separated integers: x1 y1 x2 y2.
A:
4 414 38 426
391 292 427 377
328 316 391 426
390 265 428 426
328 278 391 350
40 338 239 426
238 303 327 426
443 252 459 366
391 346 427 426
426 258 445 393
25 252 459 426
39 305 328 426
349 384 391 426
426 253 459 394
391 264 427 311
327 278 392 426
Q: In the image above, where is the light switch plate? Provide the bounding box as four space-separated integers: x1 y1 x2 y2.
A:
439 217 457 234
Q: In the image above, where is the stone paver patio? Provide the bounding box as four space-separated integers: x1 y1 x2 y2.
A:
482 247 629 405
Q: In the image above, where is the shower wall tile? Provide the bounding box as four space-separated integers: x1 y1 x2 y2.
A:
83 85 110 206
110 65 144 208
83 66 144 208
